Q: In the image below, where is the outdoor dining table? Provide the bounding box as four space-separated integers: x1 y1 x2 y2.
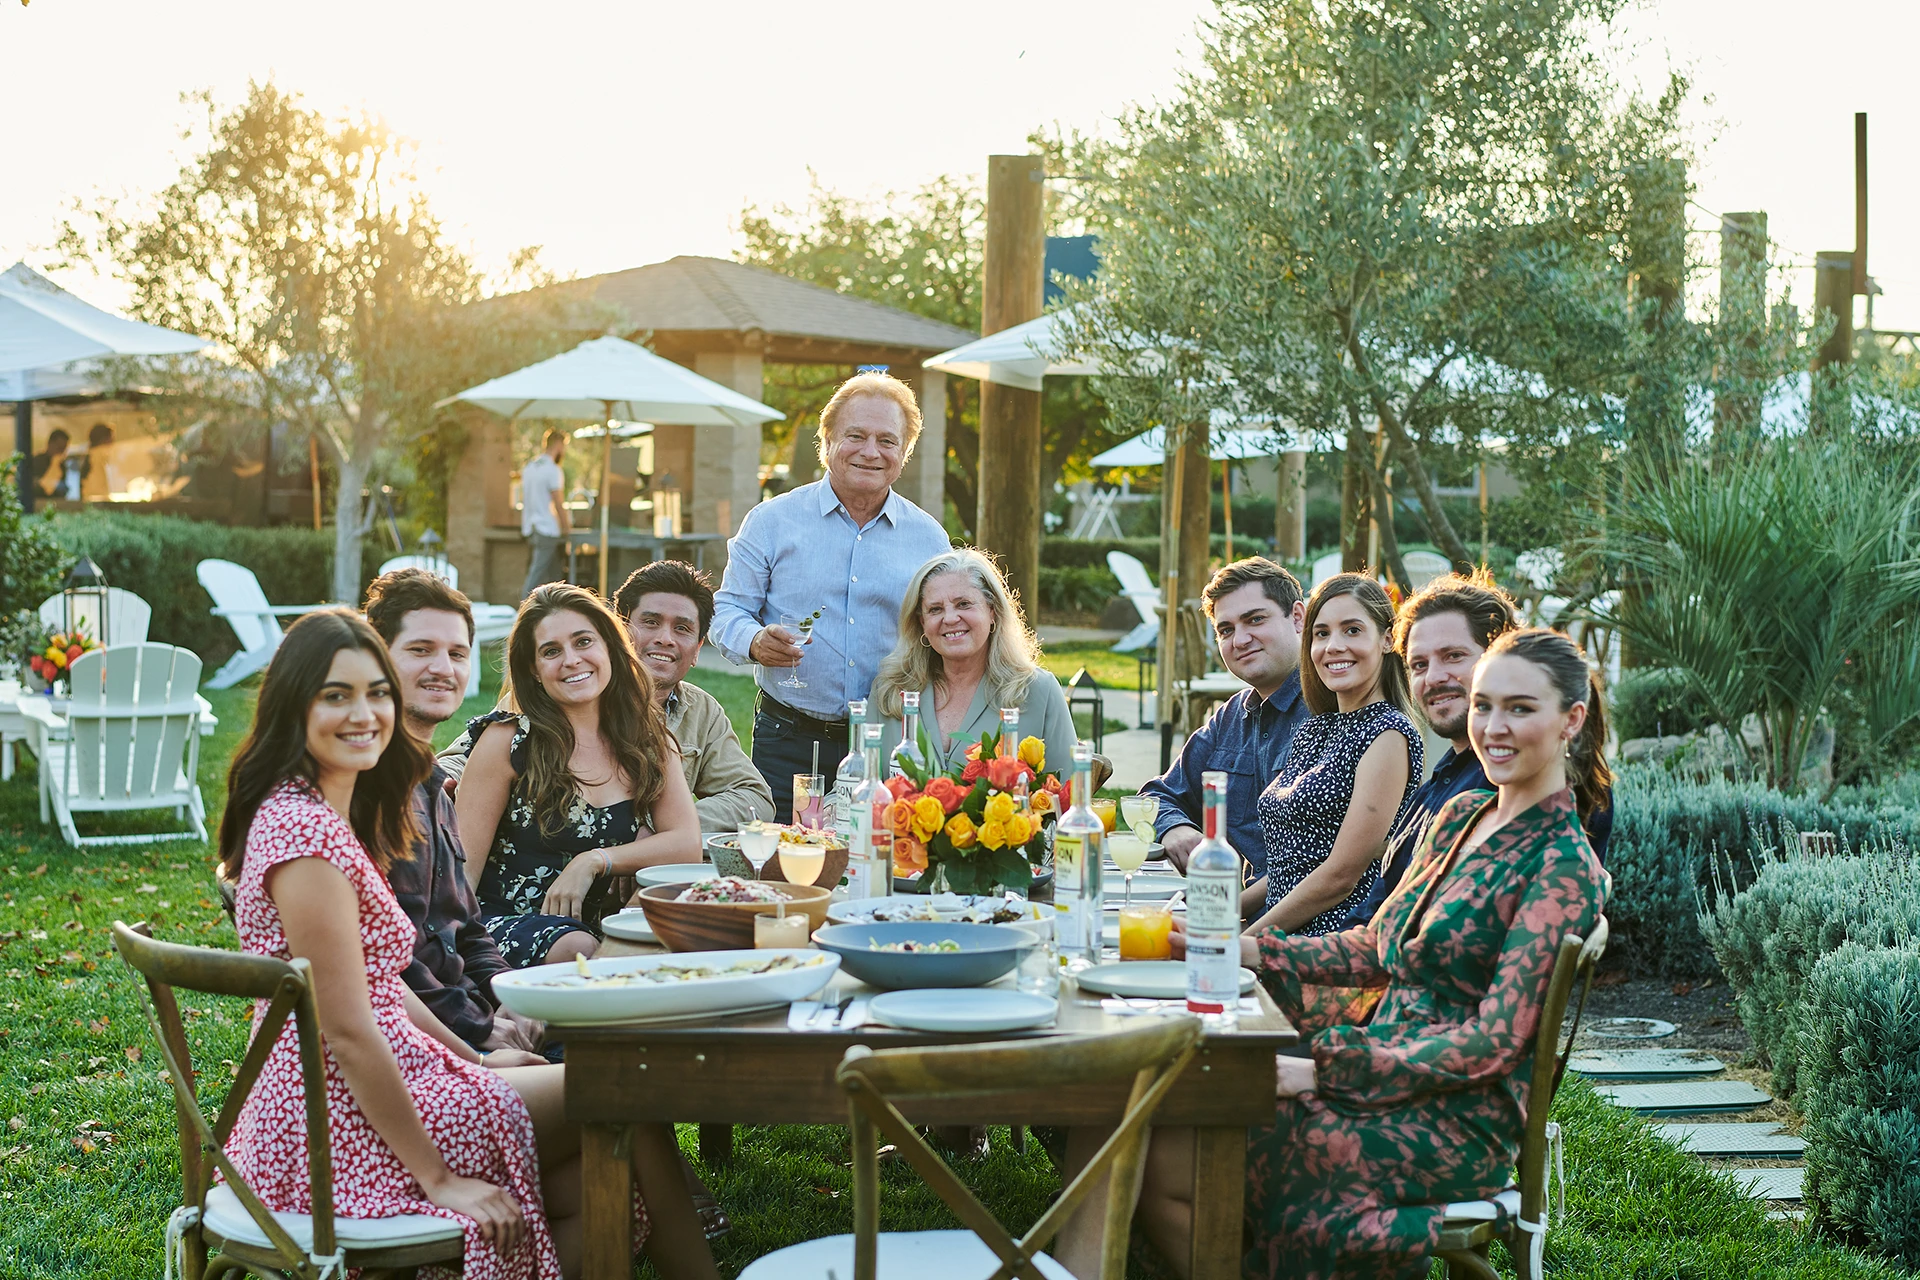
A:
568 936 1298 1280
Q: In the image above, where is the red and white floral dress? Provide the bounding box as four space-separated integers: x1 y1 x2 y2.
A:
226 779 592 1279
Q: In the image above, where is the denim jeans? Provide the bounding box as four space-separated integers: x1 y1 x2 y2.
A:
522 533 566 599
750 693 845 826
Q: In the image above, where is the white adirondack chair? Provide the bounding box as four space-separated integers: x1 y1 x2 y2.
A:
1310 550 1344 588
1400 550 1453 591
374 555 516 697
1105 551 1162 654
196 560 329 689
36 587 152 646
24 644 207 847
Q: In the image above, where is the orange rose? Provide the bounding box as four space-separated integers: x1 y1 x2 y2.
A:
923 776 966 814
944 813 978 849
887 799 915 837
960 757 986 784
892 837 928 876
985 756 1028 791
885 776 917 801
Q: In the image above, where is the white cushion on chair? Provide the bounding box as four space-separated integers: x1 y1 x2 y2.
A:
201 1184 466 1252
1442 1186 1522 1223
738 1230 1076 1280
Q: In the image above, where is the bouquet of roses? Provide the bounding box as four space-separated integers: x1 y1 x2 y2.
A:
19 619 101 692
883 727 1064 894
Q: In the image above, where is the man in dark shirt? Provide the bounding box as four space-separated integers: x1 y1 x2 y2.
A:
365 569 543 1062
1139 559 1310 875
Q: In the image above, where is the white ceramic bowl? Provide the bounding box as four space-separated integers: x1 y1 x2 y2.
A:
491 948 839 1025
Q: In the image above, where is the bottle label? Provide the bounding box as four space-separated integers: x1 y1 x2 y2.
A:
1186 869 1238 933
1055 834 1083 892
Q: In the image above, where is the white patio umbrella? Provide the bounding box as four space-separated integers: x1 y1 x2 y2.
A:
2 263 208 508
440 336 783 593
923 306 1110 391
1088 419 1318 467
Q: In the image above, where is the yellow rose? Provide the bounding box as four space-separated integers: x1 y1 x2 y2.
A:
944 813 978 849
1003 813 1031 846
979 819 1008 850
1018 736 1045 770
984 792 1016 826
911 796 945 843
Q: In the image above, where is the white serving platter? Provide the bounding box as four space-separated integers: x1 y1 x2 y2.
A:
868 988 1059 1033
1075 960 1255 1000
491 948 838 1025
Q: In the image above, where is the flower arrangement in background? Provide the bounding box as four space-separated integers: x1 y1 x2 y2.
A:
883 728 1062 894
19 621 101 693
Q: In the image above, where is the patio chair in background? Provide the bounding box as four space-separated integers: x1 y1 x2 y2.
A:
24 644 207 847
36 586 152 646
1105 551 1162 727
1423 916 1609 1280
740 1015 1204 1280
195 560 329 690
111 921 464 1280
375 553 517 698
1400 550 1452 592
1310 550 1343 588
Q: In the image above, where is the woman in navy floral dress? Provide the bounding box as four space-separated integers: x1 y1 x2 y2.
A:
1133 628 1610 1280
1246 574 1422 935
456 584 702 967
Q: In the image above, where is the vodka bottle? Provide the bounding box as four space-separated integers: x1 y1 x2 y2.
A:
848 722 893 900
1052 741 1105 969
829 700 868 847
888 690 926 778
1000 706 1030 808
1184 770 1241 1028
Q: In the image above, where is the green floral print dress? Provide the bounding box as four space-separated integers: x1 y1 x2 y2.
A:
1243 786 1606 1279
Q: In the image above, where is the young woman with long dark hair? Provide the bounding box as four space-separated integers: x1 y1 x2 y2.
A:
219 609 717 1280
455 584 701 968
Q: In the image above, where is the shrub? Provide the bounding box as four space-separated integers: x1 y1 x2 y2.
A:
43 511 337 667
1606 764 1920 980
1613 666 1717 741
1 457 71 655
1035 565 1119 614
1800 941 1920 1265
1699 833 1920 1095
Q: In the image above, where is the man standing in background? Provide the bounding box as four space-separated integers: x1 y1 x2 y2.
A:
519 427 570 599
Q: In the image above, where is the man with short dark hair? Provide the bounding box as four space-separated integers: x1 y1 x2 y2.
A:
1138 557 1310 874
363 568 542 1062
614 559 773 832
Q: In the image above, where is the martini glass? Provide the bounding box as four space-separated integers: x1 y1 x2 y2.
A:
1120 796 1158 846
1108 830 1149 908
737 822 780 880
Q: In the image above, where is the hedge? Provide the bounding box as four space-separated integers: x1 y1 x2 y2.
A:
1612 666 1717 742
1604 765 1920 979
1800 941 1920 1265
41 511 339 668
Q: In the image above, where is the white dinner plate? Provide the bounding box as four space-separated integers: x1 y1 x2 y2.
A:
1075 961 1256 1000
634 862 722 889
601 908 657 944
492 948 838 1025
868 988 1059 1033
1102 872 1186 901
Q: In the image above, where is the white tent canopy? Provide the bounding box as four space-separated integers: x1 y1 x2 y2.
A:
1089 419 1318 468
923 306 1109 392
0 263 207 401
441 336 782 427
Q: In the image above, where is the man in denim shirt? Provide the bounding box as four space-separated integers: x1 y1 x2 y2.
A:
1139 559 1309 874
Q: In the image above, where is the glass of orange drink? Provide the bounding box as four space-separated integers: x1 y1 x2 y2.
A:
1090 797 1118 833
1118 903 1174 960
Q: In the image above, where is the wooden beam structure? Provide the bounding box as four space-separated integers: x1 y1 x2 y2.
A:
975 154 1047 616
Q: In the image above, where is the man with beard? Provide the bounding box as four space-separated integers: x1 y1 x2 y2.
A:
1344 572 1519 926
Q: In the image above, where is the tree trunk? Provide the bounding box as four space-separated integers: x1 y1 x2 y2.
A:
1340 410 1371 573
331 447 374 603
1366 461 1410 591
1340 332 1477 568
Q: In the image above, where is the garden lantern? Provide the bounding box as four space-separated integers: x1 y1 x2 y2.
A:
1066 667 1105 755
62 557 110 648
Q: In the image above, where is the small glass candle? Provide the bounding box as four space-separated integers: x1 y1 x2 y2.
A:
754 911 810 949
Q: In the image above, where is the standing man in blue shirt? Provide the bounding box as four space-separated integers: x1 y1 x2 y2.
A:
710 372 952 821
1139 558 1310 874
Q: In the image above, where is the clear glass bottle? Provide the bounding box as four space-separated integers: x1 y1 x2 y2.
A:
889 690 926 778
1000 706 1030 808
1052 740 1105 970
828 699 867 847
1184 770 1242 1029
849 722 894 900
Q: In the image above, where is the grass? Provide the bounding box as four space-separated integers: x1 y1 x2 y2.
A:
0 660 1911 1278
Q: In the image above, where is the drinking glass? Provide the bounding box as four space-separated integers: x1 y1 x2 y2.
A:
778 841 826 888
737 823 780 879
778 612 812 690
1090 798 1118 834
754 911 810 949
1120 796 1158 845
1118 903 1174 960
1014 909 1060 995
1108 831 1149 907
792 773 826 829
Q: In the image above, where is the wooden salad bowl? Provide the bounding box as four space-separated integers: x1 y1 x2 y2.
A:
636 880 834 953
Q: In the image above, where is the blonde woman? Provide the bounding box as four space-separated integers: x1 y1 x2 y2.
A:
869 548 1075 777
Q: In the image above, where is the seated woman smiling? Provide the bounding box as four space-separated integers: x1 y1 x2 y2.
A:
456 584 701 968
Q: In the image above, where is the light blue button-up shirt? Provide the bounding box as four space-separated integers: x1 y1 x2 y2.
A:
710 479 953 720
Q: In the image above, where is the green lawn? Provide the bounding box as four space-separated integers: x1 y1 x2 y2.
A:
0 660 1909 1278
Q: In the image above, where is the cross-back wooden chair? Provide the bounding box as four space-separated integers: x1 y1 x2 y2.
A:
740 1016 1204 1280
112 921 464 1280
1430 916 1609 1280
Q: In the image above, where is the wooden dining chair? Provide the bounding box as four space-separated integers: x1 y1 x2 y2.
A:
1426 916 1610 1280
739 1016 1203 1280
111 921 465 1280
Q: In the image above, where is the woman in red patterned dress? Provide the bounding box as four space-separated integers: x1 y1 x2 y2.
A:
218 609 718 1280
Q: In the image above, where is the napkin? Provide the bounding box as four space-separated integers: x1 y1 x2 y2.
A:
787 1001 823 1030
1098 997 1260 1017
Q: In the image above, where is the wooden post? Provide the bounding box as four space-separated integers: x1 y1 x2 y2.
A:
14 399 33 514
1339 419 1370 572
1178 426 1211 608
309 435 322 530
1812 251 1854 371
976 154 1047 616
1221 460 1233 562
598 405 614 597
1854 113 1869 300
1275 450 1306 562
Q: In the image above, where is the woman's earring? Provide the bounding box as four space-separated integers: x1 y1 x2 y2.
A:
920 634 933 649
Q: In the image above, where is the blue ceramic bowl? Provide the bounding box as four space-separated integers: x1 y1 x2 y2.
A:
811 921 1033 990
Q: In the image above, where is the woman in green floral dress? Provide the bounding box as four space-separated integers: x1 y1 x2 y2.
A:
1131 628 1611 1280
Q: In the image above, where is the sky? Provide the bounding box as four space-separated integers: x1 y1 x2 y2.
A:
6 0 1917 330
